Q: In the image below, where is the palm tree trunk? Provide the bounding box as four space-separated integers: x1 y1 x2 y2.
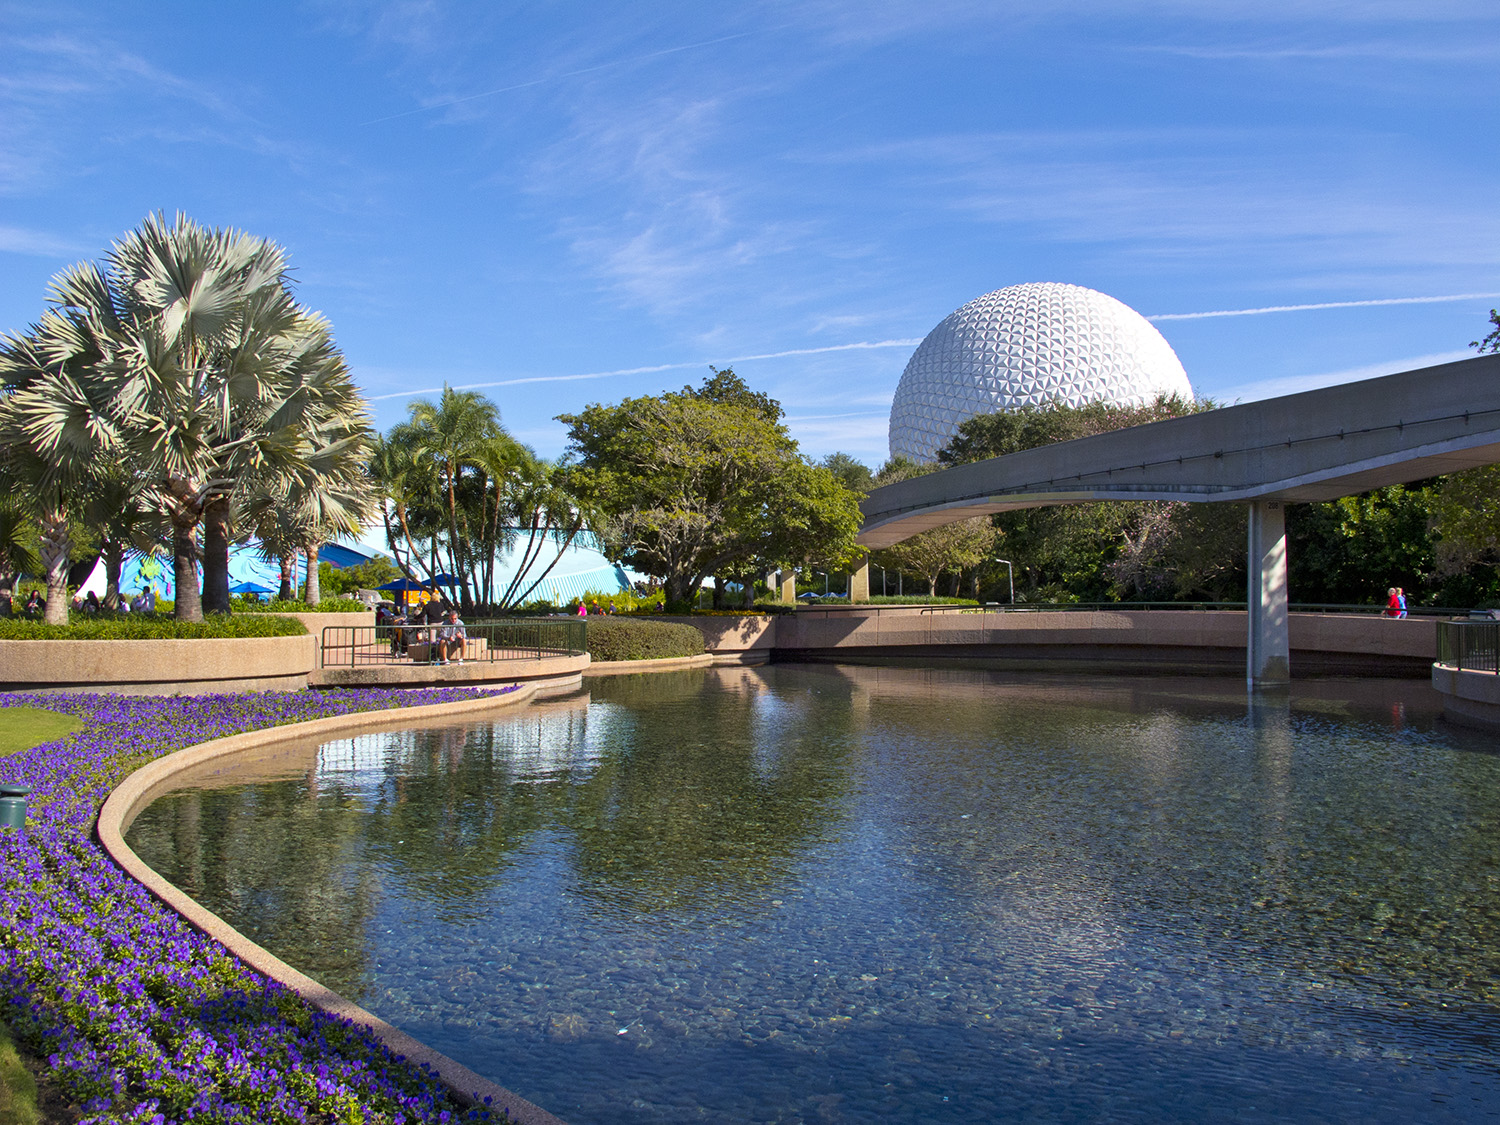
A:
201 497 232 615
278 552 295 601
39 509 71 626
173 518 203 622
103 541 124 611
304 541 322 605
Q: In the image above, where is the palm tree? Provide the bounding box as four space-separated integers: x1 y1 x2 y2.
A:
0 292 120 623
6 213 372 621
80 462 167 610
243 419 377 606
399 387 502 611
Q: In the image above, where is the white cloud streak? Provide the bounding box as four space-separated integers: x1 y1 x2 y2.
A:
1150 293 1500 321
364 338 924 401
358 29 768 126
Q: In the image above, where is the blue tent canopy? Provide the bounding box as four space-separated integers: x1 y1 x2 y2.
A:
229 581 274 595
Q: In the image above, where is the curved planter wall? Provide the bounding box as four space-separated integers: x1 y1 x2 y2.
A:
1431 664 1500 730
0 634 315 695
97 686 566 1125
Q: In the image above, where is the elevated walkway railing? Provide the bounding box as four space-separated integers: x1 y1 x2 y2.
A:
320 618 586 669
795 601 1463 619
1437 619 1500 674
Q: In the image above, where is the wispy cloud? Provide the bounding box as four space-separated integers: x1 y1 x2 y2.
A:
0 225 88 259
363 338 924 401
1150 293 1500 321
1215 349 1474 404
358 29 769 125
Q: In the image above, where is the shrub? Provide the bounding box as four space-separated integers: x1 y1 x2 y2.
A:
0 615 308 640
234 597 368 614
585 618 705 661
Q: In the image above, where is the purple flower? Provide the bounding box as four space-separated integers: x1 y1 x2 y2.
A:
0 687 517 1123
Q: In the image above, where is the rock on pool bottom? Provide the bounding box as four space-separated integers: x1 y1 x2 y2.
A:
126 665 1500 1123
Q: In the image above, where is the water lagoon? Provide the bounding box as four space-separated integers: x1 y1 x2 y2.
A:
127 666 1500 1123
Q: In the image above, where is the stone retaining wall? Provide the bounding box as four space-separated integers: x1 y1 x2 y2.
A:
0 634 315 695
658 609 1436 677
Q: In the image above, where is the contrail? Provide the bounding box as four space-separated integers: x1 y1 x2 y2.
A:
366 338 924 402
1149 292 1500 321
360 30 764 126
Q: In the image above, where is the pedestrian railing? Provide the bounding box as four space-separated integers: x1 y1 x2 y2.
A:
319 618 587 669
1436 619 1500 674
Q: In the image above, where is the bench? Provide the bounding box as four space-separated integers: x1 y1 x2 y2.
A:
407 636 488 664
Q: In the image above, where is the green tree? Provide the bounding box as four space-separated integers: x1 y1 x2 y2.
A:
559 370 863 610
869 458 996 596
931 395 1245 601
818 452 874 495
0 297 119 622
0 213 372 621
1287 485 1438 605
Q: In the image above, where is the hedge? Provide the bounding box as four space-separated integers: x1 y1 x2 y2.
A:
584 618 705 662
0 616 308 641
234 598 368 614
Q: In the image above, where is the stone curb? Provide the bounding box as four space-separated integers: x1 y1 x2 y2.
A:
582 652 713 676
96 685 568 1125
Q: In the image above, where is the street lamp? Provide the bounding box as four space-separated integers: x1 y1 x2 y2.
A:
994 558 1014 605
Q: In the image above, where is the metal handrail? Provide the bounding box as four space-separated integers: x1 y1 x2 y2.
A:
1436 619 1500 674
319 618 586 668
796 601 1462 619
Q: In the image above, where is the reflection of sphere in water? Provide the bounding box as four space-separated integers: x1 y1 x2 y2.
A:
888 282 1193 463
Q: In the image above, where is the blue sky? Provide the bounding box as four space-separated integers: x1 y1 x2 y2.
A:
4 1 1498 469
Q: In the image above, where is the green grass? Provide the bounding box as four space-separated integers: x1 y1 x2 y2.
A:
0 1021 41 1125
0 707 83 759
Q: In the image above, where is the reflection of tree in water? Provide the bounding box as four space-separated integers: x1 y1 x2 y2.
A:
125 784 379 995
358 712 587 923
566 669 856 916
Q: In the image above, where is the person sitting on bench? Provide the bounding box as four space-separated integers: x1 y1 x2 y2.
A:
438 608 467 665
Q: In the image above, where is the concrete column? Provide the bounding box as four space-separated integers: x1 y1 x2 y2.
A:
1247 499 1290 687
849 559 870 603
777 569 798 603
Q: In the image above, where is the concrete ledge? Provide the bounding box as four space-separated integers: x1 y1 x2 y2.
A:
0 634 315 695
583 653 713 677
650 614 778 659
772 609 1433 677
96 687 567 1125
311 652 590 689
1432 663 1500 731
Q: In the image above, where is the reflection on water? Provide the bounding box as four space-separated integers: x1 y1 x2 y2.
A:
127 666 1500 1124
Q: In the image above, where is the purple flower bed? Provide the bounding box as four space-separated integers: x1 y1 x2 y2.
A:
0 687 520 1124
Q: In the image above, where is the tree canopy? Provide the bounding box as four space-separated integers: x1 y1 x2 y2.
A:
558 369 863 610
0 213 374 621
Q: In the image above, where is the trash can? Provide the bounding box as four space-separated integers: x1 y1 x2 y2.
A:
0 785 30 832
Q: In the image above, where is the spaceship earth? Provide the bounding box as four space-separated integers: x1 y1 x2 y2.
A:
888 282 1193 463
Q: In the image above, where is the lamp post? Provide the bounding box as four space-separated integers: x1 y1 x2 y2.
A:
994 558 1014 605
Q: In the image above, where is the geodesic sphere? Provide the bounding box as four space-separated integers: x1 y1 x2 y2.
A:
888 282 1192 463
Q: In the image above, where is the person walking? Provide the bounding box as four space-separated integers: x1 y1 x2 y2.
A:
1396 587 1408 619
1384 587 1402 618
